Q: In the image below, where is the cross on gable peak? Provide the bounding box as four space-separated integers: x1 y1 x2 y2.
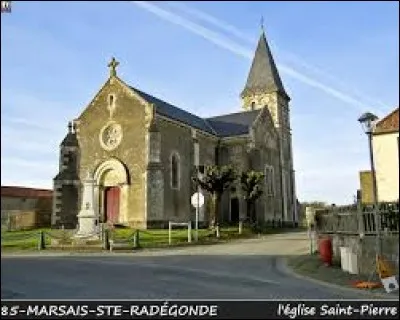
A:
108 57 120 77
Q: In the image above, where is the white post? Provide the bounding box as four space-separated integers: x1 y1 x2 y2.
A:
188 222 192 243
168 221 172 245
194 137 200 242
239 220 243 234
305 207 316 255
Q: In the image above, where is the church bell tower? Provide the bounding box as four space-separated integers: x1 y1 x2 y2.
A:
240 26 298 223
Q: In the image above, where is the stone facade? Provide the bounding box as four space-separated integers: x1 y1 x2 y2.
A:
241 84 296 223
52 30 298 229
1 186 53 229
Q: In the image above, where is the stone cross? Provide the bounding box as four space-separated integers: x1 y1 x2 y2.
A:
108 57 119 77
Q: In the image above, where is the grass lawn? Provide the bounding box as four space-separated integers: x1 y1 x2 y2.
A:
1 226 255 251
111 226 256 248
1 225 303 252
1 228 52 251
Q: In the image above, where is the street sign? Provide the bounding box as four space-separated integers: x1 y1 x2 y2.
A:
191 192 205 208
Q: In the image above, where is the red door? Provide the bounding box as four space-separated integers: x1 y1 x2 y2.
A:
105 187 120 223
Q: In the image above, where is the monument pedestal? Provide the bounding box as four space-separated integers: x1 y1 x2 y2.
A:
74 175 100 241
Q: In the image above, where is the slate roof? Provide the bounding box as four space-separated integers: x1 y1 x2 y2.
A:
206 110 261 137
131 86 260 137
241 31 288 98
1 186 53 198
374 107 399 134
131 87 216 135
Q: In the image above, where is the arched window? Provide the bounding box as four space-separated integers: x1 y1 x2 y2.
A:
251 102 256 110
108 94 115 107
171 152 180 190
264 164 275 196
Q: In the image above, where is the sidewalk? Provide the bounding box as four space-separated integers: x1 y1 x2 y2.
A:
284 254 399 299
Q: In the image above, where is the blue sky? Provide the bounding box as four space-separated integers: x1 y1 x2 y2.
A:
1 1 399 205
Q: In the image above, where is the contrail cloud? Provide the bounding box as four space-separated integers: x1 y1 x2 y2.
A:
131 1 388 114
166 1 389 110
166 1 257 44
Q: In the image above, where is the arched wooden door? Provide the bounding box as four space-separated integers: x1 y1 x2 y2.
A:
104 186 120 223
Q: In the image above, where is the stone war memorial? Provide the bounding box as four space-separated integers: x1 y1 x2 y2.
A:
51 30 298 230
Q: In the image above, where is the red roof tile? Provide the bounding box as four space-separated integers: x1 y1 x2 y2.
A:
374 108 399 134
1 186 53 198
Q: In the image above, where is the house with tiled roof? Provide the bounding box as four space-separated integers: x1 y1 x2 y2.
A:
1 186 53 229
52 30 298 229
359 107 399 203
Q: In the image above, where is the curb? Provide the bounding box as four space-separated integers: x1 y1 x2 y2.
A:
279 257 399 300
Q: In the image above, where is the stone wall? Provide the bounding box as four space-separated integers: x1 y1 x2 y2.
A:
1 210 49 231
323 233 399 276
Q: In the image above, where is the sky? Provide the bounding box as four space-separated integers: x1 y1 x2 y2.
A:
1 1 399 205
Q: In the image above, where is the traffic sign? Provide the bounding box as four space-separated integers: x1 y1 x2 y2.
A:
191 192 205 208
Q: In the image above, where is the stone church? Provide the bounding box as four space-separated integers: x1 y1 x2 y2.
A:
52 30 298 229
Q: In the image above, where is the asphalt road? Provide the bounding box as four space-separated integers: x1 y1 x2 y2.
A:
0 232 384 299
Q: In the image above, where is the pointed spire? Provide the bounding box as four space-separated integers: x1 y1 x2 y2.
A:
241 27 288 99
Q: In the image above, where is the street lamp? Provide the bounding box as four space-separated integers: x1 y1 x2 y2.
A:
358 112 381 257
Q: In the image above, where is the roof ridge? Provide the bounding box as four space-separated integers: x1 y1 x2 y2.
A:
376 107 399 126
1 185 52 191
206 109 260 120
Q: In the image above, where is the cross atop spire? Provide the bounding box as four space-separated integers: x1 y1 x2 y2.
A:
240 28 288 99
108 57 119 77
260 16 265 33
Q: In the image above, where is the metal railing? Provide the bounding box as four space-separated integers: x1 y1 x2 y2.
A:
316 202 399 235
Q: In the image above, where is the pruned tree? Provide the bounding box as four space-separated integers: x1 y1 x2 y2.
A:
193 165 237 228
240 170 264 224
